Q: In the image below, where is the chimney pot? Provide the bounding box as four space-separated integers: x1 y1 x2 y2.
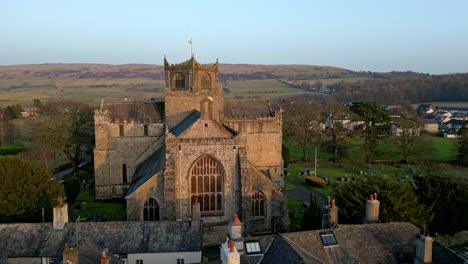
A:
331 199 336 208
65 243 70 251
327 196 331 206
229 242 235 253
374 192 378 200
369 194 374 201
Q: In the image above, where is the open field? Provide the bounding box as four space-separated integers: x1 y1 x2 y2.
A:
225 79 322 100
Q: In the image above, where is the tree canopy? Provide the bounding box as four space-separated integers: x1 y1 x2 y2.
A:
350 102 391 163
0 156 64 222
332 177 432 229
282 100 323 161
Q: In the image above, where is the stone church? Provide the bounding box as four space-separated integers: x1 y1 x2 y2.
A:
93 57 288 233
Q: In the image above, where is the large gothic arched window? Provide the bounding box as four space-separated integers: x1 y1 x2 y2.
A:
143 197 160 221
252 190 266 217
174 73 185 90
201 73 211 90
190 155 223 213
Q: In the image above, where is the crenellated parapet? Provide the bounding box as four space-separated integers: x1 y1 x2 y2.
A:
94 109 110 124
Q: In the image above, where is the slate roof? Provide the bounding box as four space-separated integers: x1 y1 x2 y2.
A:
224 99 273 118
262 223 421 264
169 110 201 136
0 221 202 259
70 240 124 264
127 144 165 196
102 101 164 122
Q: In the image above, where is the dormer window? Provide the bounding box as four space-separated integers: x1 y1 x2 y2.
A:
174 73 186 90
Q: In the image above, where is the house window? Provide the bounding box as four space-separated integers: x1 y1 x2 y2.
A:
119 124 124 137
174 73 185 90
144 124 148 136
201 73 211 89
49 256 58 264
118 253 127 259
122 164 127 183
177 259 185 264
252 190 265 217
143 197 160 221
136 260 143 264
190 155 223 213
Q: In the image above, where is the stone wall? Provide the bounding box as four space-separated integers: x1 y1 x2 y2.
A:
164 137 240 223
126 171 164 221
94 109 164 199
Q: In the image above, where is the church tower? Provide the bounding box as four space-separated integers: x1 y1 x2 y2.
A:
164 56 223 128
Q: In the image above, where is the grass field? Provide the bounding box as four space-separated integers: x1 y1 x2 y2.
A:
0 77 165 107
225 79 323 100
69 190 126 221
431 138 460 162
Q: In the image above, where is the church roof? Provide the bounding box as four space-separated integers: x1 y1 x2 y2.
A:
169 110 201 136
127 144 166 196
224 99 273 118
0 221 201 258
102 101 164 122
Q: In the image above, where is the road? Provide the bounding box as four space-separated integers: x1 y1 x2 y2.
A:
283 178 327 209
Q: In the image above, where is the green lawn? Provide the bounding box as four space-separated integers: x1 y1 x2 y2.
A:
284 140 333 161
431 138 459 162
69 190 126 221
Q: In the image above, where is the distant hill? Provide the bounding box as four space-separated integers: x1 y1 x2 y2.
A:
0 63 354 80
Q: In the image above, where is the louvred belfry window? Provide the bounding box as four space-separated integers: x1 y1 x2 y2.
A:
174 73 185 89
190 155 223 212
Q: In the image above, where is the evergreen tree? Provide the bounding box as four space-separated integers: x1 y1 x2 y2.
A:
413 175 468 234
332 177 432 228
301 194 322 230
0 156 64 222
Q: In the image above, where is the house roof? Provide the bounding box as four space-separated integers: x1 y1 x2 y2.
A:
102 101 164 122
224 99 273 118
169 110 201 136
70 240 124 264
127 143 165 196
262 223 421 264
0 221 202 259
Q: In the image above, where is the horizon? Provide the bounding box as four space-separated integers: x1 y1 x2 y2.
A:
2 0 468 74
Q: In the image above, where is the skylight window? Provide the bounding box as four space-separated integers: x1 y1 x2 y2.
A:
245 241 262 255
320 231 338 247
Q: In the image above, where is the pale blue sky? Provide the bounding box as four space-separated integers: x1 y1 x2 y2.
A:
1 0 467 73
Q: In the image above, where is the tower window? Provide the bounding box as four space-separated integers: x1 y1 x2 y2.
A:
119 124 124 137
174 73 186 90
122 164 127 183
201 73 211 90
144 124 148 136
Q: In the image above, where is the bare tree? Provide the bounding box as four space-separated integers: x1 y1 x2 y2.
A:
282 100 323 161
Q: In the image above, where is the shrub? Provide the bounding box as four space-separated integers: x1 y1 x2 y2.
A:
305 176 326 187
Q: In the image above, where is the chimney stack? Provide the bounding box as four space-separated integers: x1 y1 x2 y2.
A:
191 197 201 228
100 249 110 264
220 241 240 264
53 196 69 229
228 214 244 254
414 233 433 264
365 193 380 223
62 243 78 264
